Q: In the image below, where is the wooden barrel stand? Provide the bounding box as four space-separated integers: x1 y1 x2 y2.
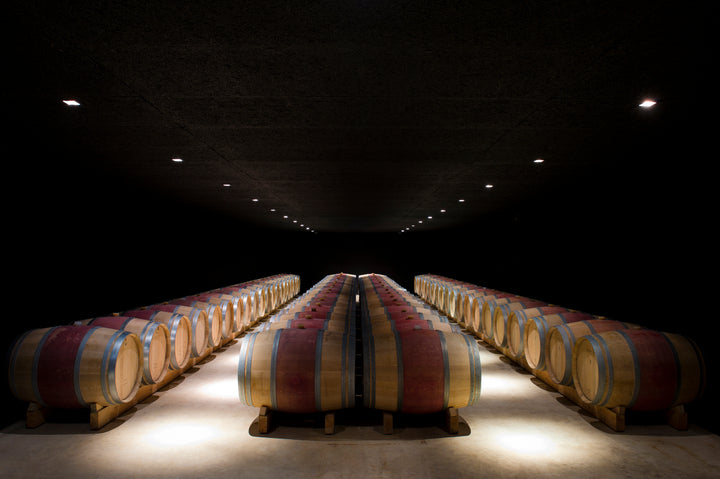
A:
23 287 297 431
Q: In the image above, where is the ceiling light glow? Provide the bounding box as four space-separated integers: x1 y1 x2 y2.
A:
639 99 657 108
172 158 183 163
458 199 465 203
440 209 446 213
485 184 494 188
534 158 544 163
63 100 80 106
223 183 231 187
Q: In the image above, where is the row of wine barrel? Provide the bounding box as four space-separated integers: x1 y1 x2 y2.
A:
7 274 300 411
237 273 357 413
415 274 706 412
361 274 482 414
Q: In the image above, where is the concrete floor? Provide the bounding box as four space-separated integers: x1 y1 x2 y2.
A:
1 334 718 479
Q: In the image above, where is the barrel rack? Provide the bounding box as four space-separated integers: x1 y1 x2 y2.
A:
251 275 463 436
23 282 298 431
448 308 688 432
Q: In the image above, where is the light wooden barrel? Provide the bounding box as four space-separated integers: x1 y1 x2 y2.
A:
213 288 253 328
237 329 355 413
482 296 541 341
76 316 171 385
255 318 352 333
123 309 193 369
545 319 640 386
140 304 210 356
190 293 245 333
491 300 548 347
167 300 226 346
523 312 596 370
366 319 462 335
469 293 515 334
184 296 237 338
572 329 705 411
505 306 572 358
363 329 482 414
8 325 143 408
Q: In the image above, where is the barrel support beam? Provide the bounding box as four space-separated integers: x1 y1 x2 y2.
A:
258 406 273 434
25 402 48 429
445 407 459 434
383 411 393 434
324 412 335 435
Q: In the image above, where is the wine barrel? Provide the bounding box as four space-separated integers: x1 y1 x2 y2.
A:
469 293 515 335
140 304 211 356
255 318 352 333
123 309 193 369
237 329 355 413
523 312 596 370
504 306 572 359
8 325 143 408
191 293 245 334
75 316 171 385
366 319 462 335
482 296 541 342
572 329 705 411
184 295 237 338
491 300 548 348
165 300 225 347
363 329 482 414
545 319 640 386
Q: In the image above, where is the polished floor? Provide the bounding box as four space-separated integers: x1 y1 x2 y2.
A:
1 333 718 479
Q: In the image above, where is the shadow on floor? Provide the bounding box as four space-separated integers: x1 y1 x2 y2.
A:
248 407 471 441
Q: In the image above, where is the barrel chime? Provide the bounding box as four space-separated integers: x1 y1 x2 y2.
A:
236 273 483 434
7 274 300 429
414 274 706 432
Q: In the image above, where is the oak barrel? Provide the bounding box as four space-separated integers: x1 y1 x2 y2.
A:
76 316 171 385
572 329 705 411
8 325 143 408
491 300 548 348
123 309 193 369
523 312 596 370
545 319 640 386
363 329 482 414
139 304 210 356
505 306 572 359
237 328 355 413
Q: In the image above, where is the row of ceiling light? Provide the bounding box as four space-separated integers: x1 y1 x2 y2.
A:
63 99 317 232
63 97 657 235
398 98 658 233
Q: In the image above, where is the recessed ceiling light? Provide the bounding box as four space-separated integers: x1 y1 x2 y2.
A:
252 198 259 202
418 220 423 224
440 209 446 213
270 208 276 212
639 99 656 108
283 215 288 219
222 183 231 187
485 184 494 188
293 220 297 223
306 227 310 230
427 216 432 219
458 199 465 203
63 100 80 106
533 158 544 164
172 158 183 163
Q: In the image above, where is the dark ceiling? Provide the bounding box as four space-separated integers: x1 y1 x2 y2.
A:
5 1 712 234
